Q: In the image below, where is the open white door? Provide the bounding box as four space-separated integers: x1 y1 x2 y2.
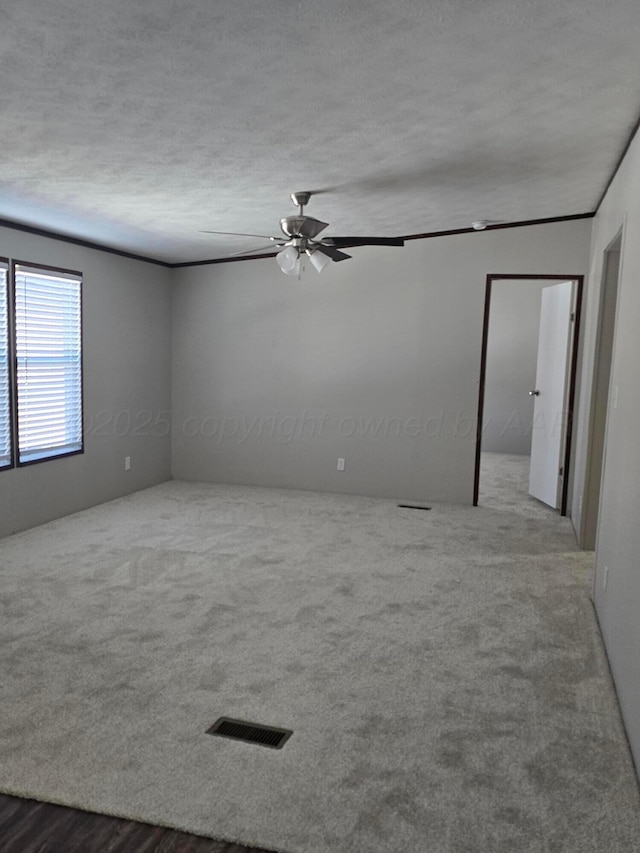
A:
529 281 574 508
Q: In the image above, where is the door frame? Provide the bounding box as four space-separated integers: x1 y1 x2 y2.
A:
581 229 623 550
473 273 584 514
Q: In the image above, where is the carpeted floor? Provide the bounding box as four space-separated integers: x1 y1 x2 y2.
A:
0 455 639 853
478 450 558 518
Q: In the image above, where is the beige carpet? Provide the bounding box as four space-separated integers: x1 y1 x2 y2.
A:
0 457 639 853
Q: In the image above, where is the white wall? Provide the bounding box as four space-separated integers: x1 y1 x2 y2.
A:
482 279 549 455
172 219 591 504
0 227 173 537
571 126 640 773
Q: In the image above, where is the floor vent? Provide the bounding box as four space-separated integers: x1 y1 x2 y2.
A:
398 503 431 511
206 717 293 749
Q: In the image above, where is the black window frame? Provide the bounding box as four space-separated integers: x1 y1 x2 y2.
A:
0 258 84 470
0 257 13 471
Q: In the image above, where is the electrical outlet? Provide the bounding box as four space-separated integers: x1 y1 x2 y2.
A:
337 458 345 471
125 456 131 471
603 566 609 590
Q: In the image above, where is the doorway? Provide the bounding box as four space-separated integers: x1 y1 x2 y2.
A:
580 232 622 549
474 274 584 514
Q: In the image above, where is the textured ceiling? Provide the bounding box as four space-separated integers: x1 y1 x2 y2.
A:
1 0 640 264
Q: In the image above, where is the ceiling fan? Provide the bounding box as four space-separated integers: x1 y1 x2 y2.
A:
201 191 405 276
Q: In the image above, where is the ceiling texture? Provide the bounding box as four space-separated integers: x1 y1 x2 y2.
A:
1 0 640 265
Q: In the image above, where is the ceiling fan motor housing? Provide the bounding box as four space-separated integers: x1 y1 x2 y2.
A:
280 216 329 239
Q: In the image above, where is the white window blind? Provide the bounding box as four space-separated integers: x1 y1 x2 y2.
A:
15 264 83 464
0 263 11 469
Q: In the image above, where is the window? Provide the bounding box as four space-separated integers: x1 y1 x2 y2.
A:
0 260 11 469
7 263 83 466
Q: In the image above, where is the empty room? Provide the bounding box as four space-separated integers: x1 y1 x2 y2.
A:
1 2 640 852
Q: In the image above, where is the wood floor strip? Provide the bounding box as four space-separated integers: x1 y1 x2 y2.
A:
0 794 275 853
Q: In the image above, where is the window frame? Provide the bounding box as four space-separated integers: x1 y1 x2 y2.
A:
10 259 84 468
0 257 13 472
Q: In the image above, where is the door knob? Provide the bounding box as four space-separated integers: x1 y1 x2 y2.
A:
529 389 540 396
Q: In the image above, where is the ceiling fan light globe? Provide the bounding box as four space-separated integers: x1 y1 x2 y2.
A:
281 264 302 276
307 248 331 273
276 245 300 273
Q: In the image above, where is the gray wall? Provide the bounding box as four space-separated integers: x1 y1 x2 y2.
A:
172 219 591 504
482 279 549 455
0 226 173 538
571 125 640 773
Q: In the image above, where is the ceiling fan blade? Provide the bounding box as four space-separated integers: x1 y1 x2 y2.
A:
200 230 280 240
324 236 405 248
316 245 352 262
227 244 283 257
